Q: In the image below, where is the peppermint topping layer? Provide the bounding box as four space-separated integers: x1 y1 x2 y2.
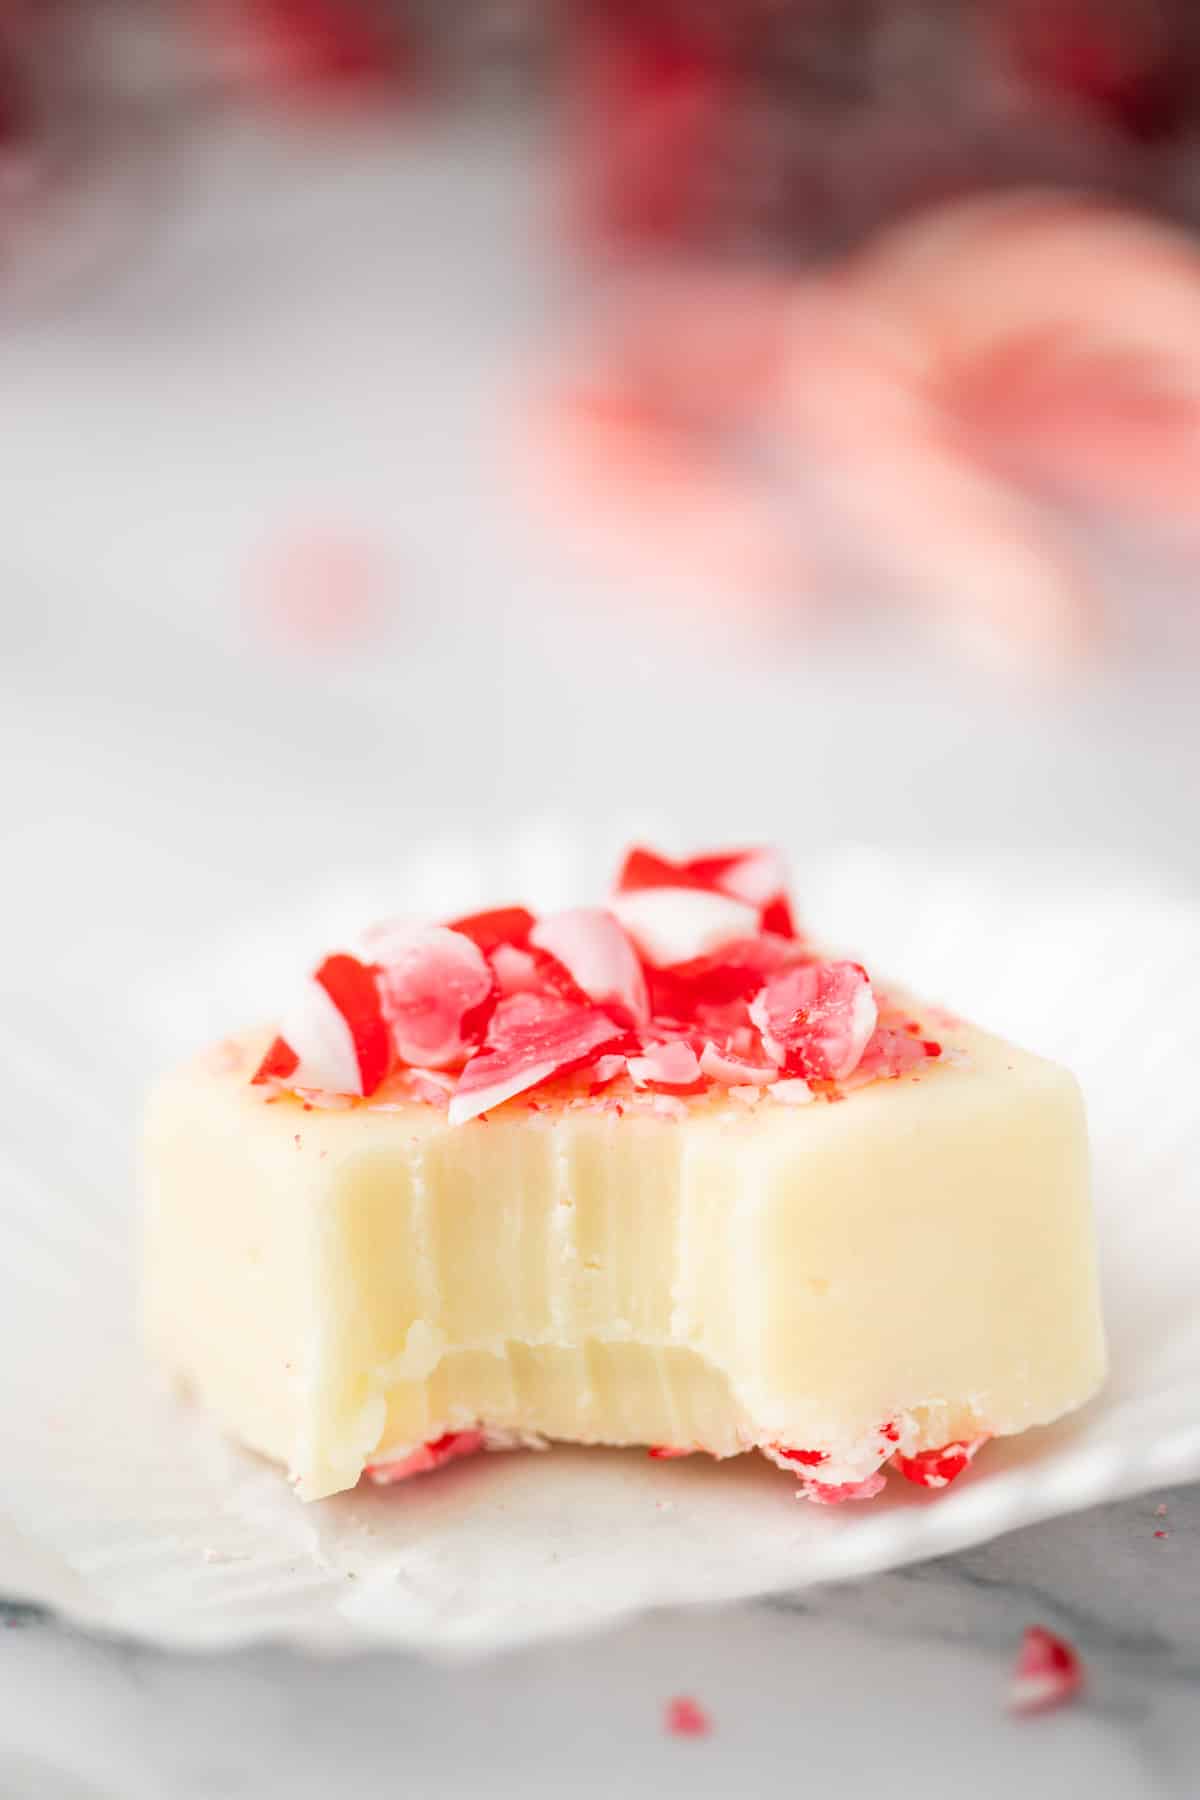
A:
251 844 942 1113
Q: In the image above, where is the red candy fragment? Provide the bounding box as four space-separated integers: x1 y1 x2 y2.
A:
773 1446 827 1467
615 843 798 938
1009 1626 1085 1715
447 906 535 954
490 943 542 995
251 1035 299 1085
665 1696 712 1738
258 952 391 1096
856 1027 942 1080
367 922 494 1069
614 847 703 893
805 1471 889 1505
611 886 759 969
449 993 631 1126
530 907 649 1025
628 1039 702 1088
648 1445 694 1459
648 934 799 1021
750 960 878 1083
893 1436 988 1489
699 1040 778 1086
365 1429 484 1486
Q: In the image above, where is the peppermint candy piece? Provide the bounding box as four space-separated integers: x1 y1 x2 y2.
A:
699 1041 778 1086
490 943 543 995
252 952 391 1096
449 993 630 1126
647 934 799 1021
627 1039 702 1088
855 1026 942 1081
803 1471 889 1505
365 1430 484 1486
366 921 494 1070
892 1436 988 1490
1009 1626 1085 1715
610 886 758 969
768 1078 814 1106
749 960 878 1083
529 907 649 1025
615 844 798 937
446 907 535 954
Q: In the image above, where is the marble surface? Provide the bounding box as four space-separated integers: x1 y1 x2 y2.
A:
1 1485 1196 1799
3 106 1199 1797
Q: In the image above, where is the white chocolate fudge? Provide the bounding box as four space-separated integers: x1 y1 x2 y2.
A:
142 847 1105 1502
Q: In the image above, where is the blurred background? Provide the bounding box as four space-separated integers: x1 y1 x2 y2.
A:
5 0 1200 1025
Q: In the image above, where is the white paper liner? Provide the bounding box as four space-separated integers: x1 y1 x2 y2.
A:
2 837 1198 1655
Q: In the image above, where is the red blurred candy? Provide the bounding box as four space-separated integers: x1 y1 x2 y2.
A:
665 1695 712 1738
856 1026 941 1080
1009 1625 1085 1714
448 907 536 954
251 1035 299 1085
365 1429 484 1486
805 1471 889 1505
208 0 402 95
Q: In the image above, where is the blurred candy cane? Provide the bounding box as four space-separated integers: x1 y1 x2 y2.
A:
531 189 1200 669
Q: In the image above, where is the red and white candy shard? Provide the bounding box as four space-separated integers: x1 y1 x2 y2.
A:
253 953 391 1097
892 1436 988 1489
448 992 629 1127
364 1429 484 1486
490 943 542 995
665 1696 712 1738
529 907 650 1025
446 906 535 953
803 1471 889 1505
856 1027 941 1081
610 886 759 968
1009 1627 1085 1715
699 1041 778 1086
616 843 797 937
628 1039 702 1088
750 960 878 1083
366 921 493 1069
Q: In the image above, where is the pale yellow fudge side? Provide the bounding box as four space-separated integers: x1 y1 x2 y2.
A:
142 1023 1105 1500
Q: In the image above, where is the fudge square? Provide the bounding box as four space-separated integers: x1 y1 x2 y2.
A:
143 846 1104 1503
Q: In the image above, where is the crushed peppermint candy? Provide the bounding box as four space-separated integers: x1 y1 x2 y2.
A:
249 844 943 1125
892 1436 989 1489
665 1696 712 1738
1009 1627 1085 1715
365 1430 485 1486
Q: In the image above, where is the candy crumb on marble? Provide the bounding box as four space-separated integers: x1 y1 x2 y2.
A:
1009 1626 1085 1715
665 1697 712 1738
